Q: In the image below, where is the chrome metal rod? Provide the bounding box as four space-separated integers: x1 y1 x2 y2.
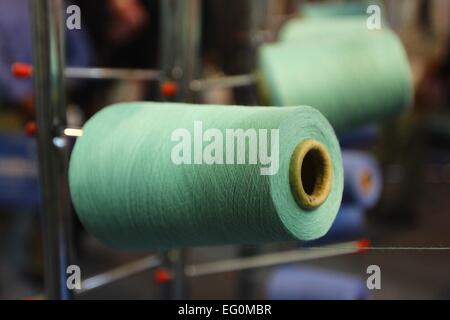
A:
66 69 255 90
185 241 360 278
65 67 161 81
29 0 74 300
22 64 257 89
66 68 254 90
76 256 161 294
190 74 257 91
160 0 201 101
63 127 83 137
33 241 363 296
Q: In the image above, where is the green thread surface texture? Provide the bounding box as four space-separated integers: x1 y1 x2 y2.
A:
69 102 343 250
259 29 413 133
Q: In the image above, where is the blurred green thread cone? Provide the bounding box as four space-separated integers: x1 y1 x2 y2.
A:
259 29 413 133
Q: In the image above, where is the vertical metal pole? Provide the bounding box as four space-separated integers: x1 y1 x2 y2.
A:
159 0 202 299
29 0 73 300
249 0 268 62
160 0 202 102
159 0 176 91
176 0 202 102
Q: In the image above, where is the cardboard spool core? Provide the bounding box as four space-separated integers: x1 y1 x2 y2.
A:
290 140 333 210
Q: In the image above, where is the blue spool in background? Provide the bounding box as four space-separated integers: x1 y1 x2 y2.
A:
267 266 370 300
343 150 382 209
339 124 379 148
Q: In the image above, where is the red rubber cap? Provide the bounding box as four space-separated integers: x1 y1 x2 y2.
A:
357 238 371 254
24 121 37 137
11 63 33 78
160 81 178 97
153 268 173 284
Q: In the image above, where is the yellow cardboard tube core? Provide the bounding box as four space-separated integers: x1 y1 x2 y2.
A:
290 140 333 210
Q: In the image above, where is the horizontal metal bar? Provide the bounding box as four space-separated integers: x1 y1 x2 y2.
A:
185 241 361 277
76 255 161 294
190 74 257 91
63 128 83 137
14 63 258 90
38 240 361 296
65 67 161 81
67 69 256 90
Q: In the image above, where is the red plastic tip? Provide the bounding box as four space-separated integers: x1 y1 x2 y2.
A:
160 81 178 97
153 268 173 284
11 63 33 78
357 238 371 254
24 121 38 137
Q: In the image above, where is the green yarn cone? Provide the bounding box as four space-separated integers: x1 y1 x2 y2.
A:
69 102 343 250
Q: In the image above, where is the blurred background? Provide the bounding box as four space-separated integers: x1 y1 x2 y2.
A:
1 0 450 300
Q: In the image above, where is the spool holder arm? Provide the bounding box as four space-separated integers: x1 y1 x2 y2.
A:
26 240 366 298
71 240 364 296
12 63 257 90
